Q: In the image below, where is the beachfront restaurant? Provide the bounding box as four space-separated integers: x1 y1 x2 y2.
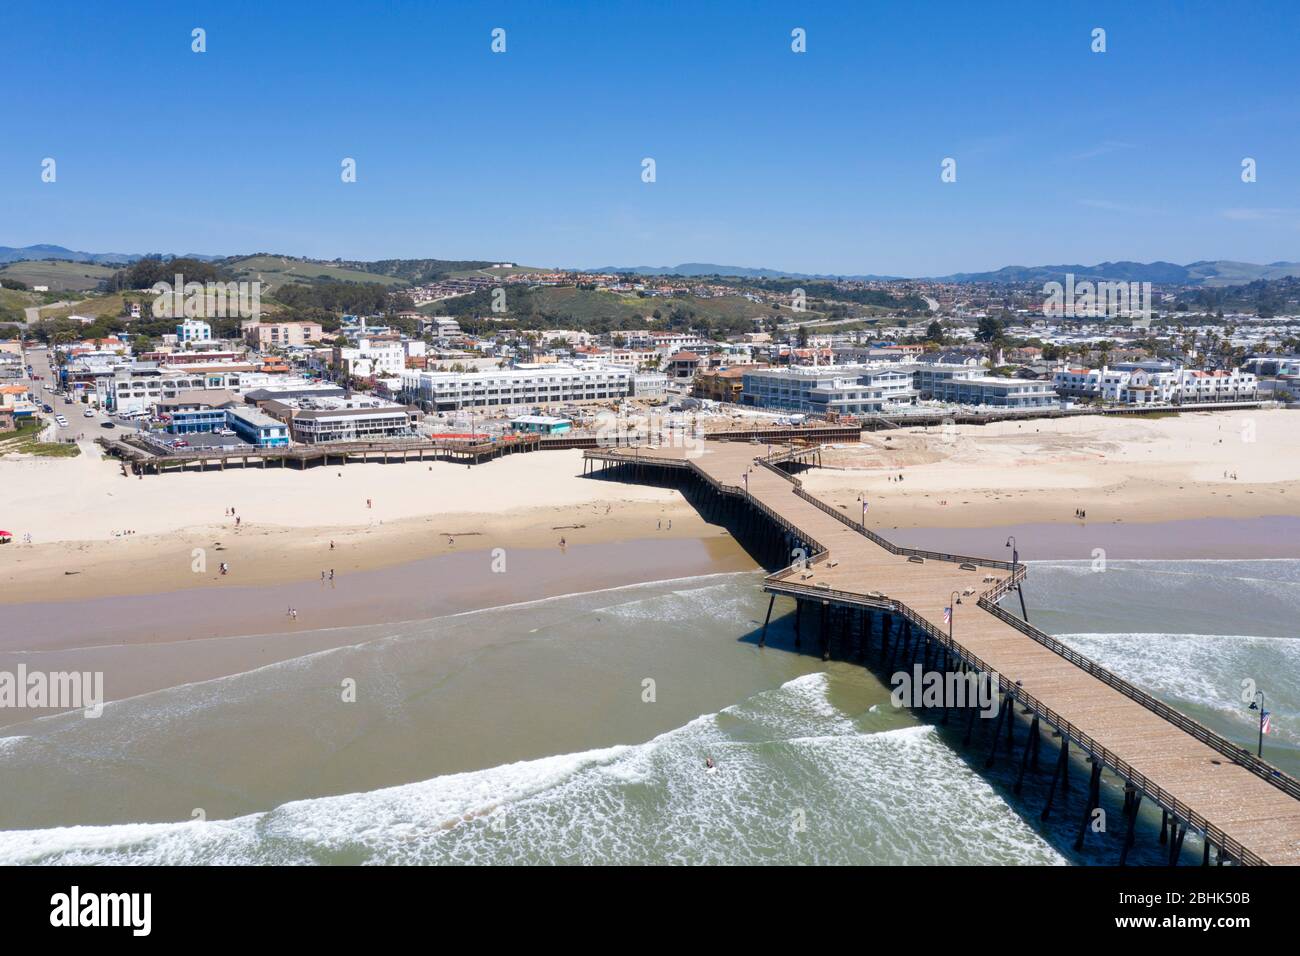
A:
159 390 240 435
227 406 290 448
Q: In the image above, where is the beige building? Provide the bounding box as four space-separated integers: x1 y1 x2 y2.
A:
243 321 324 349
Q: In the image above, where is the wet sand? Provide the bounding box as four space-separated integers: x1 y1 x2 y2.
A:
0 534 756 728
888 515 1300 561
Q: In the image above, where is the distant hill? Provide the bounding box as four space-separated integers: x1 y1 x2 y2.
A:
590 259 1300 287
587 262 905 281
220 255 409 294
0 245 224 266
9 246 1300 289
0 244 143 266
0 260 118 292
934 260 1300 287
422 285 812 334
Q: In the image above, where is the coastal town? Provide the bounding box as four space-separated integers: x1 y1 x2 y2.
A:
2 261 1295 473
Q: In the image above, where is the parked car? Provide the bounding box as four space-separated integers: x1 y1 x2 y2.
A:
83 408 95 418
54 415 69 426
100 422 116 429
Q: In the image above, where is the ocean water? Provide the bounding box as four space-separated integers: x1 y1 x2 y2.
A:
1 560 1296 865
1022 558 1300 777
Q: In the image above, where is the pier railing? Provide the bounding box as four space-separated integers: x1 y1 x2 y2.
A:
590 438 1298 864
773 454 1300 813
977 592 1300 804
764 573 1268 866
789 481 1019 571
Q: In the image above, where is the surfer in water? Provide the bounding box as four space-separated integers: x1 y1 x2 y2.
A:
705 756 716 771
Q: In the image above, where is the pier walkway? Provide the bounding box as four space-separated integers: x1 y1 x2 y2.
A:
584 439 1300 866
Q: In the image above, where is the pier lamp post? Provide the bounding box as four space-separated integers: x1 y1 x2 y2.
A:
1005 535 1030 620
948 590 962 647
1248 691 1267 757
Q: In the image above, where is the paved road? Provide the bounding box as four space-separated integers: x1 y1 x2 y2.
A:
21 298 85 325
24 347 124 450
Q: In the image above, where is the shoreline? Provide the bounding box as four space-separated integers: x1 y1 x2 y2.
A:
0 534 758 730
4 509 1295 731
5 410 1299 606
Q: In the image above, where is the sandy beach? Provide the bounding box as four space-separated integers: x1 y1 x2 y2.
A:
3 409 1298 609
0 448 711 604
803 408 1300 530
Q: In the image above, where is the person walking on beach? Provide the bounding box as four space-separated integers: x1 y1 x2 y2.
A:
321 571 326 582
330 540 335 551
559 537 566 549
329 569 335 581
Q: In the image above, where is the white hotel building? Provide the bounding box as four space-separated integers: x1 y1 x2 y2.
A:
401 363 634 412
1053 362 1258 405
740 365 916 415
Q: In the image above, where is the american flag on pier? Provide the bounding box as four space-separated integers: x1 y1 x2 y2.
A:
1262 710 1272 735
943 606 952 625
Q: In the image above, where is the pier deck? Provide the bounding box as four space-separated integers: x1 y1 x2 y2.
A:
584 439 1300 866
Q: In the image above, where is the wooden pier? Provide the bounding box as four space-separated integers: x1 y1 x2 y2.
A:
97 424 860 474
99 433 544 474
584 439 1300 866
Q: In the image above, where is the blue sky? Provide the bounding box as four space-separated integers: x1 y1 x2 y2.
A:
4 0 1297 275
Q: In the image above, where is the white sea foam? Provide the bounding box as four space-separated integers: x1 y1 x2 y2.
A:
0 674 1063 866
1054 631 1300 743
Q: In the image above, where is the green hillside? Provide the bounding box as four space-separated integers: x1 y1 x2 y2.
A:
423 285 816 335
0 260 117 292
222 255 409 293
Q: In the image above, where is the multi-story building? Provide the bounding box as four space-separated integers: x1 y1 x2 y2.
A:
914 366 1059 408
226 405 291 446
631 370 669 400
740 365 916 415
158 390 240 434
651 332 709 353
418 316 462 339
98 364 255 414
333 337 407 379
1244 355 1300 377
1052 363 1258 405
401 363 633 412
0 384 38 421
159 390 290 447
695 367 751 404
176 319 213 344
98 363 325 415
261 396 421 443
667 351 702 381
242 321 323 349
